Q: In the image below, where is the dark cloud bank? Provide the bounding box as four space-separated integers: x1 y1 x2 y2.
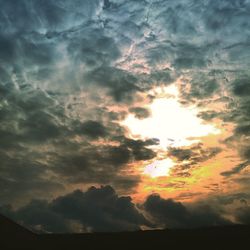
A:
1 186 149 233
1 0 250 232
2 185 246 233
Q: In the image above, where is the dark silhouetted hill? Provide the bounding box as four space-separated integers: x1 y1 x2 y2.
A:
1 214 250 249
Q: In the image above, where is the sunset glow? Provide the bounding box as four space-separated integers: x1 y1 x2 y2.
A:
122 87 220 148
144 158 174 178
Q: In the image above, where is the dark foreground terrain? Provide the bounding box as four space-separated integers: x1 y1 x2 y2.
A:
1 214 250 249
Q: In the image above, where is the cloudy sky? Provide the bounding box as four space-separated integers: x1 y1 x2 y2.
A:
1 0 250 233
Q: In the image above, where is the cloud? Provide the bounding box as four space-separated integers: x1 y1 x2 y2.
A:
68 33 121 69
12 199 72 233
77 120 108 139
221 161 250 177
221 75 250 165
0 160 64 206
235 206 250 224
84 66 140 102
129 107 151 119
167 144 222 176
0 35 16 63
0 81 148 204
215 192 250 205
143 194 231 229
3 187 243 233
1 186 149 233
231 77 250 97
168 148 194 161
188 79 219 99
122 138 157 161
235 124 250 136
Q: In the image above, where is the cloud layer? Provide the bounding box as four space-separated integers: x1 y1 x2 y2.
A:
3 185 250 233
1 0 250 231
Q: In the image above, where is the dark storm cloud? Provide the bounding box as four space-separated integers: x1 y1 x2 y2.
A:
197 110 221 121
67 30 121 70
0 151 64 205
129 107 151 119
168 148 193 161
167 144 222 177
0 80 149 203
188 79 219 99
235 124 250 136
235 206 250 224
242 147 250 160
77 120 108 139
143 194 231 229
0 0 102 33
85 66 140 102
173 57 207 69
11 199 72 233
172 43 213 70
178 71 223 106
0 35 16 63
168 144 221 164
231 77 250 97
0 83 70 204
110 175 140 192
0 186 149 233
0 84 67 145
222 75 250 164
121 137 157 161
20 111 62 142
143 195 189 228
41 136 156 189
51 185 149 232
19 38 56 67
221 161 250 177
91 137 157 168
215 192 250 205
103 145 131 165
4 189 250 233
149 70 174 84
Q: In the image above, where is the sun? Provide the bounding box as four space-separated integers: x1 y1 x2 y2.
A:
122 85 219 149
121 84 220 178
144 158 174 178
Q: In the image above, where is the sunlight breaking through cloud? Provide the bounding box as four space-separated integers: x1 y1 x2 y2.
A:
122 85 220 149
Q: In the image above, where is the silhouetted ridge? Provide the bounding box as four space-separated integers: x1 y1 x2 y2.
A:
0 213 37 249
0 214 33 234
0 215 250 250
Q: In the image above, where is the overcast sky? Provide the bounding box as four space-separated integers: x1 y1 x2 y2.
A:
0 0 250 233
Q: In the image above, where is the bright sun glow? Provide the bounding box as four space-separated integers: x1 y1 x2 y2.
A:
121 85 220 178
144 158 174 178
122 87 220 149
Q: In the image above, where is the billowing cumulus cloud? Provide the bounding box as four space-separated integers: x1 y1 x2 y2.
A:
143 194 231 229
1 186 150 233
4 187 250 233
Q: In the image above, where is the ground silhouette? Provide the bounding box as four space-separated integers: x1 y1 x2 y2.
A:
1 214 250 249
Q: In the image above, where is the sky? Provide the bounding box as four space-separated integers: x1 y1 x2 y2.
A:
0 0 250 233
